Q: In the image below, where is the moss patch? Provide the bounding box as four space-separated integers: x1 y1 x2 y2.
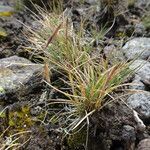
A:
0 27 7 38
0 86 5 94
0 5 14 17
142 13 150 30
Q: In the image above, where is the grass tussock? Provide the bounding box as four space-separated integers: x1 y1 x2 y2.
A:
25 6 133 133
46 59 132 133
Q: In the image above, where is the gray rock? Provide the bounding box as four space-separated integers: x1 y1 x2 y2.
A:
122 125 136 141
134 23 145 36
122 38 150 60
121 125 136 150
130 75 145 90
137 139 150 150
31 21 43 31
30 106 42 116
127 92 150 119
104 45 125 64
129 59 150 84
135 0 150 9
0 56 43 101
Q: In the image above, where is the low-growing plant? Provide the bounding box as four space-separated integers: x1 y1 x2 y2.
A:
24 3 133 139
45 58 132 133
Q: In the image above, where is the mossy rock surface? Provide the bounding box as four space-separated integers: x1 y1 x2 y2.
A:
0 5 14 17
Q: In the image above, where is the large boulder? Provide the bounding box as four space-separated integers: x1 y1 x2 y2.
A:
0 56 44 101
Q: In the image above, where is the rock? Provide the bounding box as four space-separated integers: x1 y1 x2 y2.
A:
31 21 43 31
137 138 150 150
84 0 99 4
121 125 136 150
129 60 150 85
127 93 150 119
30 106 42 116
0 56 44 101
104 45 125 64
130 75 145 90
122 38 150 60
25 126 62 150
122 125 136 141
135 0 150 9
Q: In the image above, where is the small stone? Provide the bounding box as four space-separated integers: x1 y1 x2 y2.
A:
104 45 125 64
127 92 150 119
122 38 150 60
122 125 136 141
129 60 150 85
135 0 150 8
130 75 145 90
121 125 136 150
134 23 145 36
31 21 43 31
30 106 42 116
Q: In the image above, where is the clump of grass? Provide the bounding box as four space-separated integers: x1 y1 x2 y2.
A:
24 5 133 136
25 7 93 68
46 58 132 133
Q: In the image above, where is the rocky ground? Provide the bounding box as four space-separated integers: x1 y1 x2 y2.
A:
0 0 150 150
